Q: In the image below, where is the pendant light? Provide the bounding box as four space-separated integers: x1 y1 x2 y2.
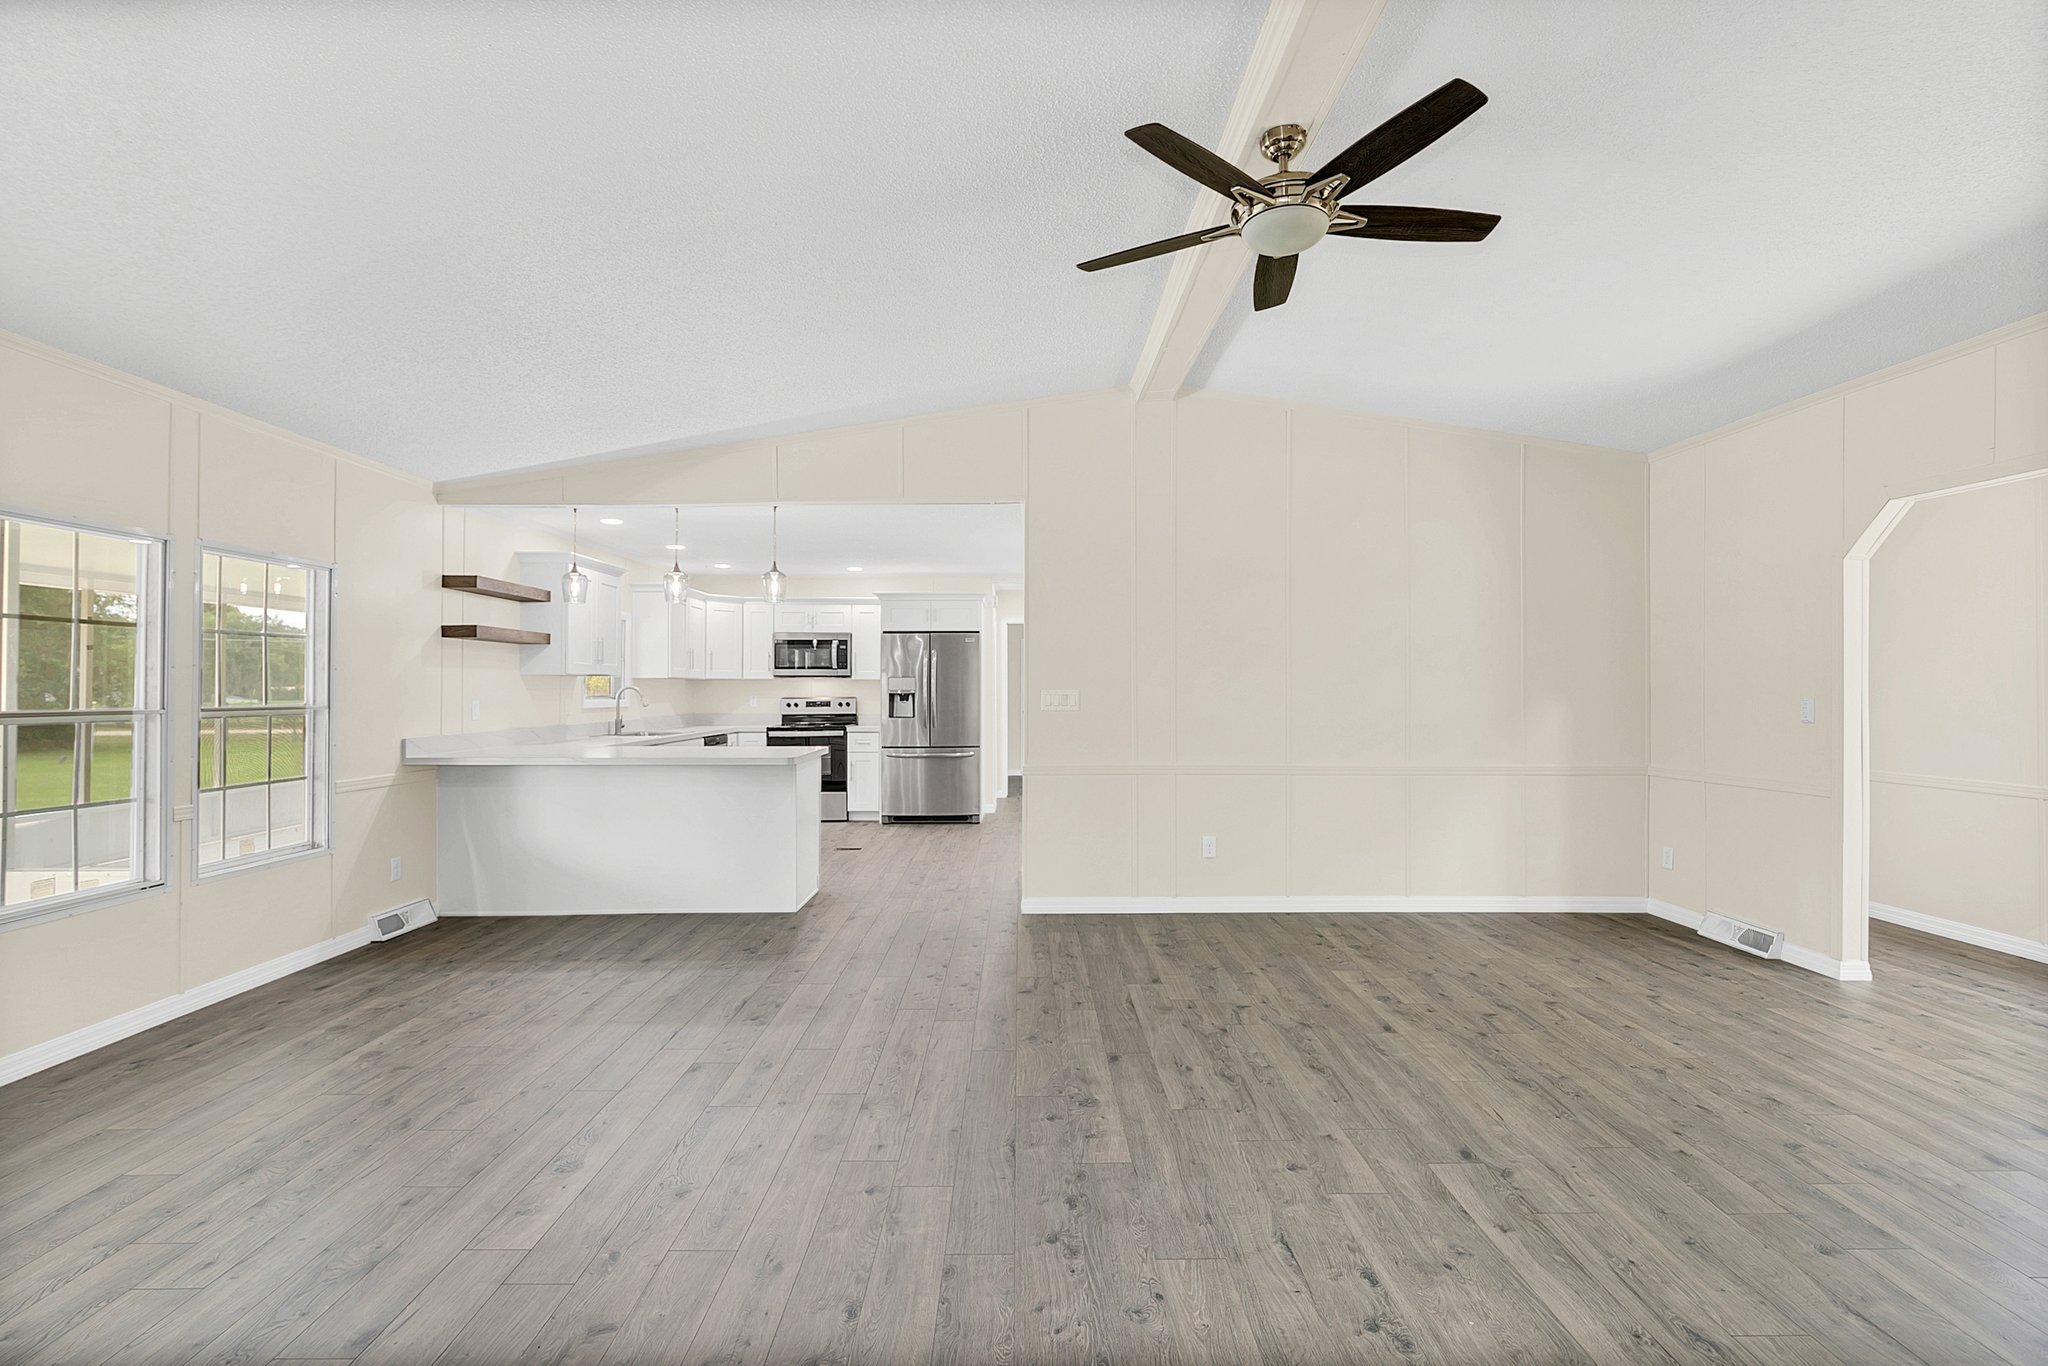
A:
562 507 590 604
663 507 689 603
762 504 787 602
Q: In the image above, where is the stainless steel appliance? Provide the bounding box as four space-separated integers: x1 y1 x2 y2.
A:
881 631 980 821
767 696 855 821
773 633 851 678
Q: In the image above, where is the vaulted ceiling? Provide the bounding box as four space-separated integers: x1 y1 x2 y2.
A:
2 1 2041 479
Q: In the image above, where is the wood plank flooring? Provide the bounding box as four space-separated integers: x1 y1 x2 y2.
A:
3 795 2046 1363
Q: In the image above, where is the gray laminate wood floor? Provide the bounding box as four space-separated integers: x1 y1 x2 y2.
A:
3 796 2047 1364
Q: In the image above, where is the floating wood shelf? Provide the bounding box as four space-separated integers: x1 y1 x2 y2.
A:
442 574 550 603
441 624 550 645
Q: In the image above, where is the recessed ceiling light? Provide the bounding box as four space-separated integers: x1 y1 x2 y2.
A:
846 566 864 572
598 517 624 526
713 563 732 569
665 543 686 550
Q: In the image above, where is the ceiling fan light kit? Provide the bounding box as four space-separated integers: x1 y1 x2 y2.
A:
1079 78 1502 311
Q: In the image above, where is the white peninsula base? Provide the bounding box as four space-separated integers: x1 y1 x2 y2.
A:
424 748 823 916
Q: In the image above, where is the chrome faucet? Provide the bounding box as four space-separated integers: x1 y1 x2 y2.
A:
611 684 645 736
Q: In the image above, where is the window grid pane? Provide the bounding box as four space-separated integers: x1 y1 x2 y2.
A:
1 512 159 914
197 549 325 870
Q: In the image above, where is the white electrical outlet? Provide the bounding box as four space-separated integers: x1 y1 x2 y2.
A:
1201 835 1216 858
1040 689 1080 711
468 700 481 721
1799 697 1816 724
1661 846 1675 871
388 856 403 882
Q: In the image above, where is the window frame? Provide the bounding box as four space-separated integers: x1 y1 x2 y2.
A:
190 540 335 882
0 505 170 934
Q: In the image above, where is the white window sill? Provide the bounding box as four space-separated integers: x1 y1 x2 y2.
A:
192 841 329 885
0 877 171 936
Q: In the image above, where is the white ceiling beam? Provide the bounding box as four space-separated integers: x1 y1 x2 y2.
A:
1126 0 1388 401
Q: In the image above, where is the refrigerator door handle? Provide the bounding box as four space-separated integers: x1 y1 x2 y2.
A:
883 748 977 759
922 640 935 736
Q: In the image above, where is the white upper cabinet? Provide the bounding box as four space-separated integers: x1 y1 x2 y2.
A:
742 600 774 679
877 593 986 633
705 600 743 679
928 598 980 631
879 600 925 632
774 601 855 633
517 552 625 675
678 596 708 678
852 604 882 679
628 582 671 680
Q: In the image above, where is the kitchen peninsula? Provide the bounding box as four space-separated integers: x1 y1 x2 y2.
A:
402 726 823 916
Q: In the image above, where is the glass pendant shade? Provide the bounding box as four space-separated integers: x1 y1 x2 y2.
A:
762 504 785 601
562 506 589 603
663 507 688 602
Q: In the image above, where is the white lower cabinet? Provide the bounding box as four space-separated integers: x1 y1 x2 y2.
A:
729 729 767 747
848 753 879 818
847 729 880 818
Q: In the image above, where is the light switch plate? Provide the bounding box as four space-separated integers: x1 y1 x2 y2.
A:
1201 835 1216 858
468 700 481 721
389 856 403 882
1040 689 1080 711
1799 697 1816 724
1661 846 1675 871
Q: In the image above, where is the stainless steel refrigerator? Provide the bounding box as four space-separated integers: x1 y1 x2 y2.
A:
880 631 981 821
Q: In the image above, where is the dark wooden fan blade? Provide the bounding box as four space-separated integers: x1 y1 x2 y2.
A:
1309 78 1487 191
1331 205 1501 242
1252 253 1298 311
1125 123 1266 199
1077 226 1231 272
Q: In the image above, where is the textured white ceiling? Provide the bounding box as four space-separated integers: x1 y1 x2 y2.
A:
0 0 1260 479
4 2 2042 474
494 503 1023 579
1195 0 2048 450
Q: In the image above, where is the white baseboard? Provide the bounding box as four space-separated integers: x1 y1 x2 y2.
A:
1870 901 2048 964
437 905 800 916
0 924 377 1088
1781 942 1873 981
1646 897 1706 929
1021 894 1649 916
1027 893 1880 982
1648 897 1871 980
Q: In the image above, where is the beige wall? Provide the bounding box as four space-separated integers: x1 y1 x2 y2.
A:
442 390 1648 905
1021 391 1648 903
1868 476 2047 950
1006 622 1024 773
0 332 443 1056
1648 315 2048 965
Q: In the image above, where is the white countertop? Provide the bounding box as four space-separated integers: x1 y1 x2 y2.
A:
403 728 820 768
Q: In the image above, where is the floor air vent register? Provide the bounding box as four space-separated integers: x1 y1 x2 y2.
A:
370 900 437 941
1696 912 1785 960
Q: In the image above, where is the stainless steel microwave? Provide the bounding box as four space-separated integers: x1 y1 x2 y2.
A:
772 632 851 677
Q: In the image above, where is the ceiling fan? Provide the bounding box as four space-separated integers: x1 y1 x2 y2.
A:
1078 78 1501 311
